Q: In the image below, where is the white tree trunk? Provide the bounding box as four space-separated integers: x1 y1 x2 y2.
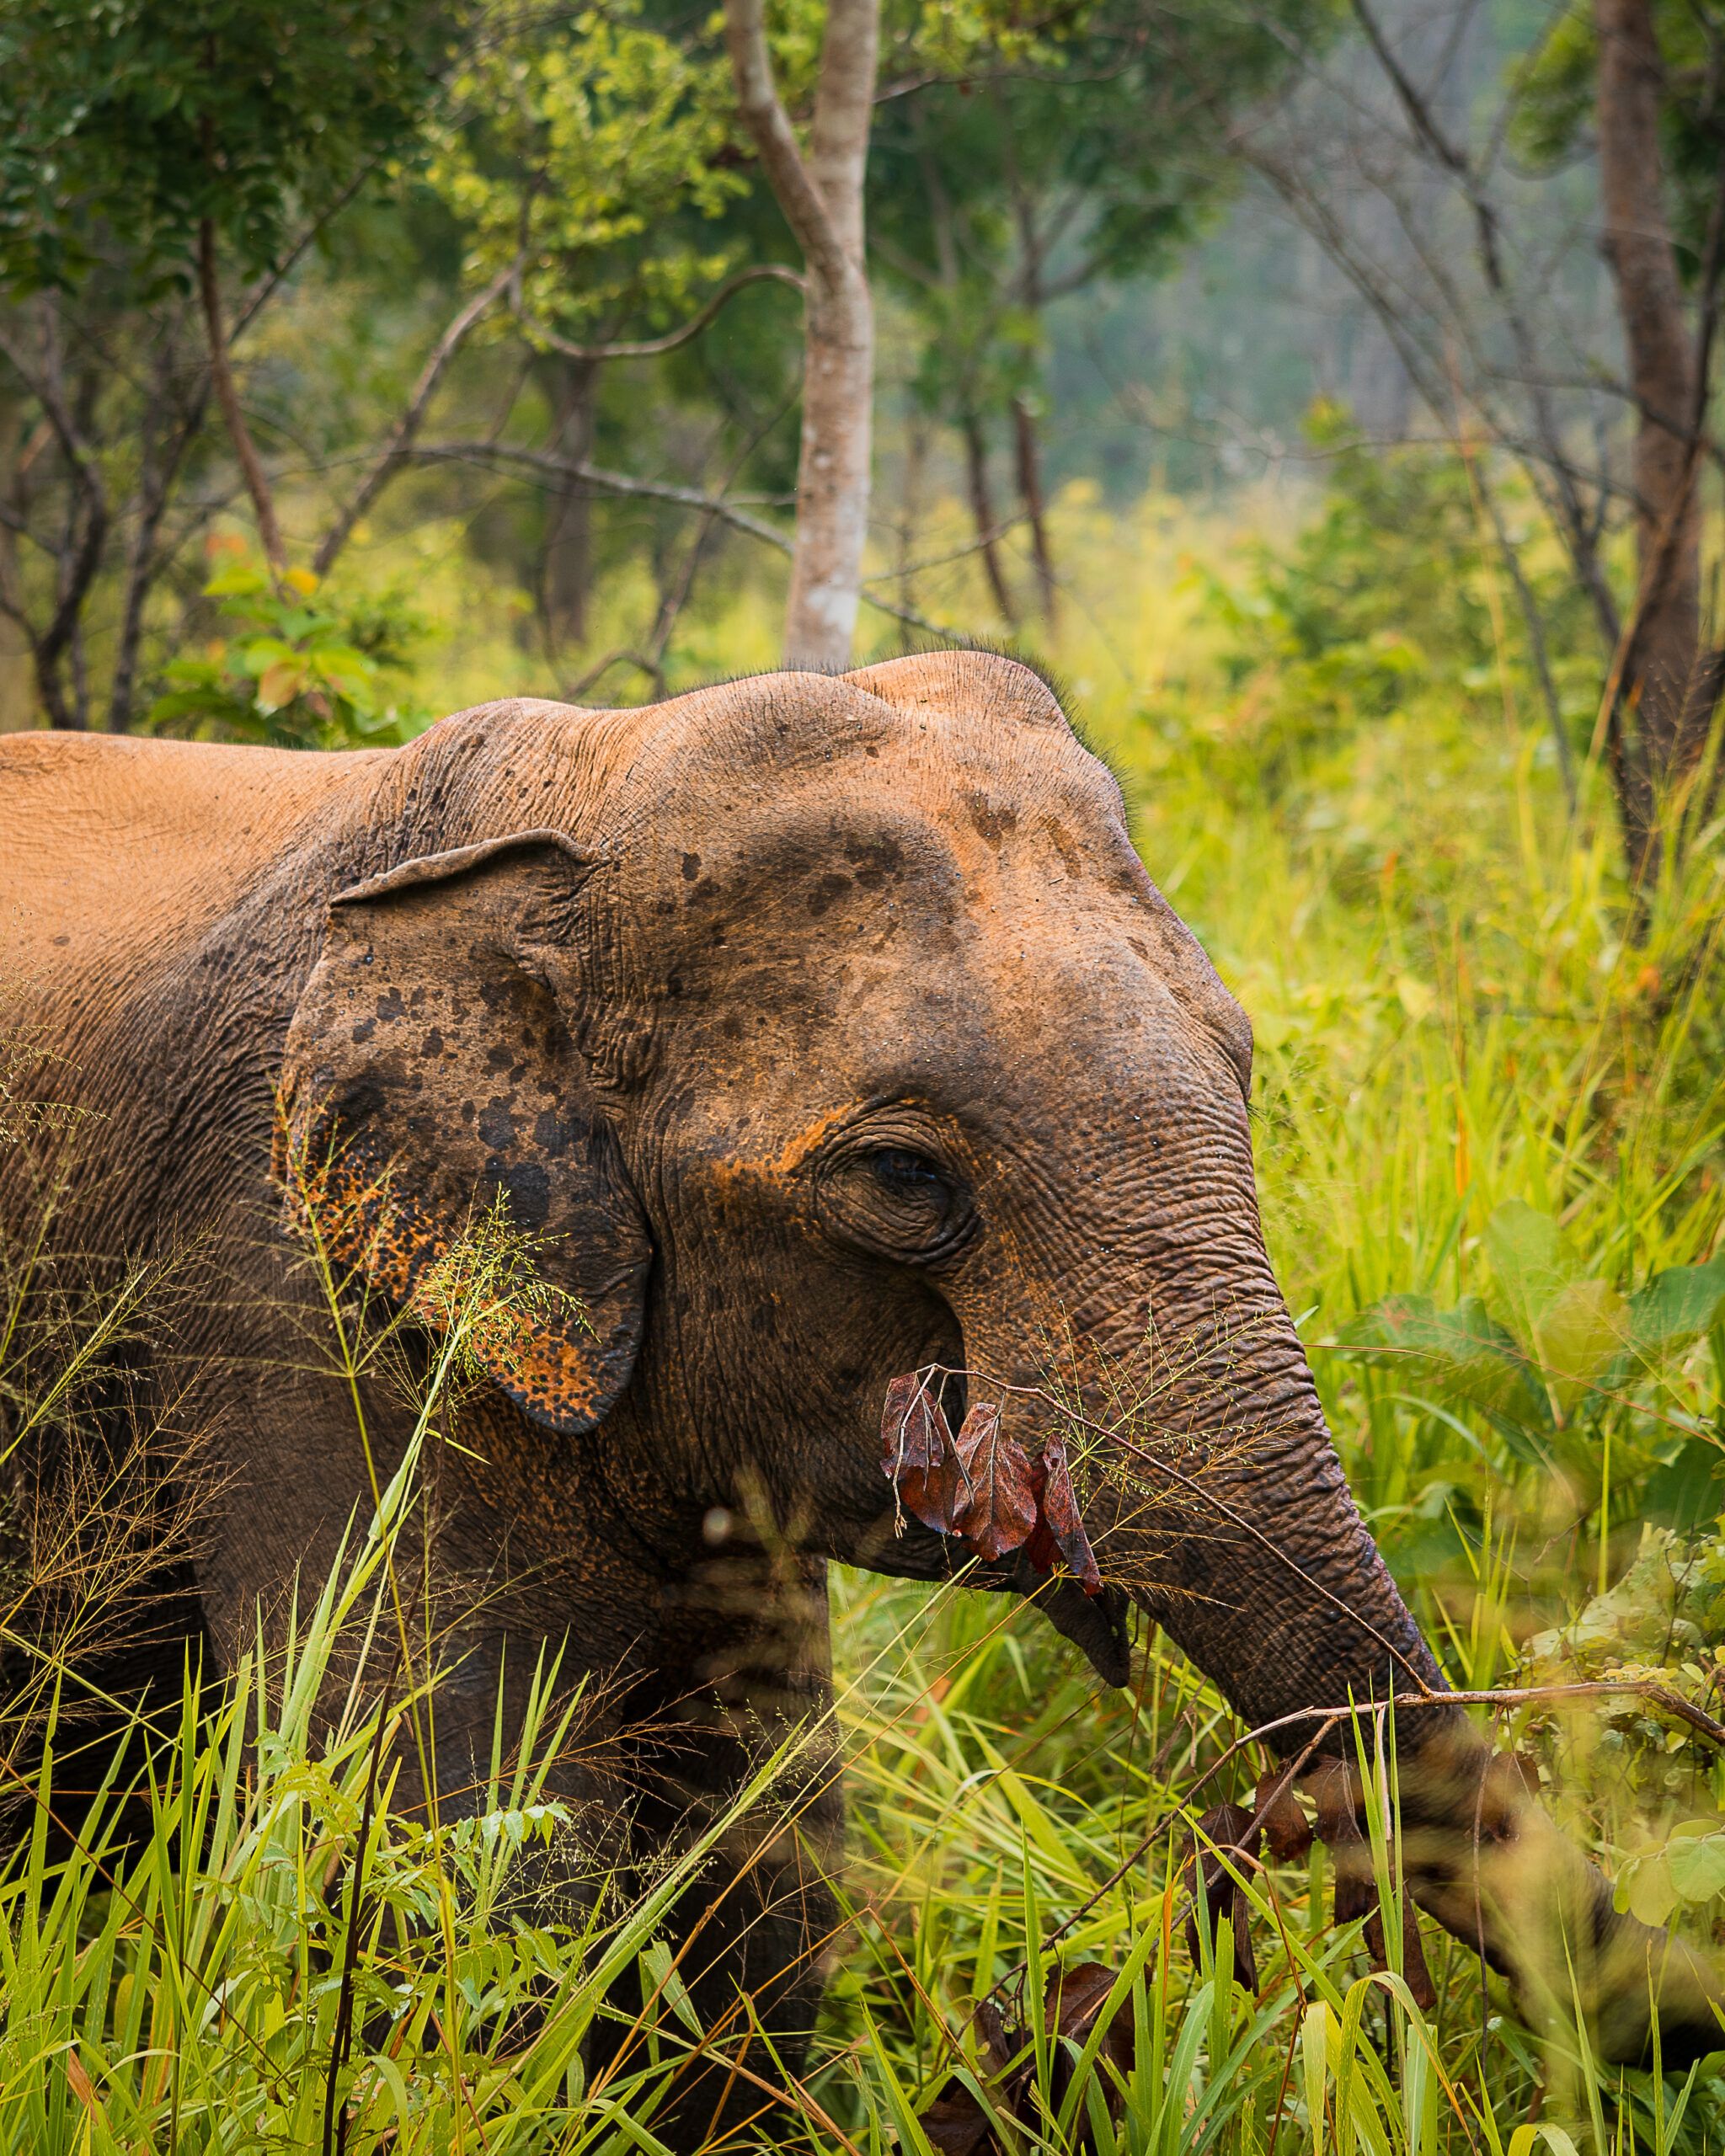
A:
726 0 878 670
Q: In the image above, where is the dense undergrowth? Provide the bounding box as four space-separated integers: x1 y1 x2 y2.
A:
4 443 1724 2149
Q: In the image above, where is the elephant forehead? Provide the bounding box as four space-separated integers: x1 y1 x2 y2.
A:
610 759 1143 952
608 764 1236 1027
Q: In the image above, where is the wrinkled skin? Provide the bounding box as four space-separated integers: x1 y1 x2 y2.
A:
2 654 1718 2137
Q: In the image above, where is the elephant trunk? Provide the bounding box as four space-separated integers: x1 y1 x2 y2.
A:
964 1289 1724 2068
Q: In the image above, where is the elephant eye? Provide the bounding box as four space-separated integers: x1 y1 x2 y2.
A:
869 1148 945 1195
817 1140 973 1262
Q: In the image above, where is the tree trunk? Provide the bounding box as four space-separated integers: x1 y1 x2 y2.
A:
197 218 286 579
0 384 30 731
1594 0 1706 854
725 0 879 670
962 413 1017 627
1012 394 1057 627
540 355 598 657
898 398 927 620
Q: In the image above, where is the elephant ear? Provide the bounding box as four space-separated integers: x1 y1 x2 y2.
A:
276 830 652 1434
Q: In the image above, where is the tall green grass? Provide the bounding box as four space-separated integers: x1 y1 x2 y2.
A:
6 446 1725 2148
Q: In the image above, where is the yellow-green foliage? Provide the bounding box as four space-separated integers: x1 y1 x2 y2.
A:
11 457 1725 2148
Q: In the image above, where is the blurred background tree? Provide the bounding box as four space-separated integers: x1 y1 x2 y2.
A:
0 0 1721 883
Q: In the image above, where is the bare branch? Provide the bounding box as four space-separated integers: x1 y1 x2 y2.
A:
409 439 794 550
408 442 974 648
312 257 523 581
514 264 804 366
197 218 285 576
861 514 1028 584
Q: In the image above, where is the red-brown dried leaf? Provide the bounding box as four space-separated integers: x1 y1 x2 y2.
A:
1182 1801 1262 1992
971 1997 1020 2079
1045 1960 1135 2078
918 1976 1134 2156
1400 1899 1437 2009
917 2088 1000 2156
1255 1768 1315 1863
1035 1432 1103 1593
952 1403 1039 1561
917 2000 1027 2156
880 1372 963 1534
1022 1507 1061 1573
1310 1762 1374 1929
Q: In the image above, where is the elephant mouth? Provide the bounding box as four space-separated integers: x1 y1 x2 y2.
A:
1014 1566 1132 1686
859 1510 1134 1689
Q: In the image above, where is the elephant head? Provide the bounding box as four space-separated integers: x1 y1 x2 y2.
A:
278 651 1722 2067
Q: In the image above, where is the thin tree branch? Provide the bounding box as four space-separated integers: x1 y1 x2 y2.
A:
515 264 804 366
197 217 285 575
410 440 795 549
312 257 523 580
861 513 1028 583
408 442 976 647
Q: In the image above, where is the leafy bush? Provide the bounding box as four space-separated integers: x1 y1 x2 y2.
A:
148 559 430 750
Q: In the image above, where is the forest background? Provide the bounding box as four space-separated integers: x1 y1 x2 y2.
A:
5 0 1725 2148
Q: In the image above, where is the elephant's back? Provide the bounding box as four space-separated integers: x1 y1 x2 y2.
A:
1 731 385 995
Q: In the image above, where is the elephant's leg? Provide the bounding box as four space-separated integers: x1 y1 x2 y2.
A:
614 1545 844 2151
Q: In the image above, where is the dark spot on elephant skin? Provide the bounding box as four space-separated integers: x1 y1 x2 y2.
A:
967 792 1017 846
1042 816 1085 878
681 851 702 882
808 873 852 917
377 987 406 1022
350 1017 377 1043
487 1160 552 1228
478 1098 517 1151
844 836 904 891
420 1028 445 1057
533 1108 571 1155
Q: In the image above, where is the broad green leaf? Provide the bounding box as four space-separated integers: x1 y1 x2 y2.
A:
237 635 297 676
1334 1294 1537 1417
1484 1199 1574 1329
1629 1255 1725 1353
1623 1851 1680 1927
1533 1278 1628 1417
203 563 268 597
1665 1828 1725 1904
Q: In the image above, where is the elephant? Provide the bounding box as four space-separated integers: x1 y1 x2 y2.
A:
1 649 1719 2142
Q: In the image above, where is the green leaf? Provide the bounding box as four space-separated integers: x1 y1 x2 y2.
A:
1334 1294 1535 1413
1619 1851 1679 1929
1665 1828 1725 1905
1484 1199 1574 1330
203 563 269 598
639 1939 702 2036
310 645 377 697
1533 1278 1628 1417
1629 1255 1725 1353
236 636 297 677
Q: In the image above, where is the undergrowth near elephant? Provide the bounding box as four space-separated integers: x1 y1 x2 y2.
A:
4 459 1725 2151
